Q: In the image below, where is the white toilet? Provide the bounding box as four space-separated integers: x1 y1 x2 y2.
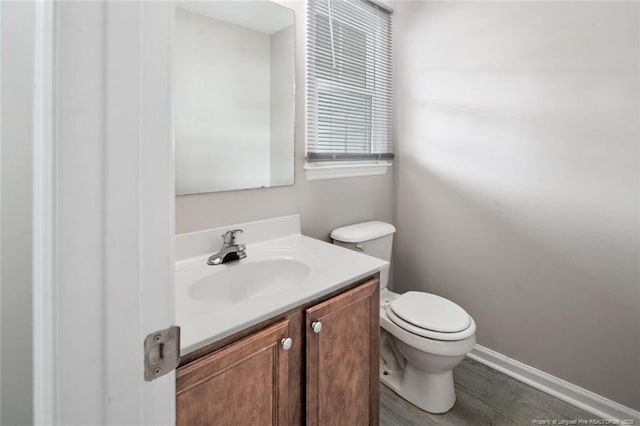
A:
331 221 476 414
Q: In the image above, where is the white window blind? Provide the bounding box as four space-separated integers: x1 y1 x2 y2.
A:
306 0 393 162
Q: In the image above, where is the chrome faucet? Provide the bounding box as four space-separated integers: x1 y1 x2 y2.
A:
207 229 247 265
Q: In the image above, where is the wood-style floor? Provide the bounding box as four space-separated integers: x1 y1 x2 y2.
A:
380 357 593 425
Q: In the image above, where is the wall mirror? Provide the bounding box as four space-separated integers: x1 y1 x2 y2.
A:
174 1 295 195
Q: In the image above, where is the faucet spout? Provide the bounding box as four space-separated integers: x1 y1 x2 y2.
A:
207 229 247 265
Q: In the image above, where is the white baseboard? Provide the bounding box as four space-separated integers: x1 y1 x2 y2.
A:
467 344 640 422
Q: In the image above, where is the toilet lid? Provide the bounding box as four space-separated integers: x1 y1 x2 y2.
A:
389 291 471 333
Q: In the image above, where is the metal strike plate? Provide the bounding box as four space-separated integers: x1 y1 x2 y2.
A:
144 325 180 381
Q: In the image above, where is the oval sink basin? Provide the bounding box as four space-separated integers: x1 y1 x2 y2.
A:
189 258 310 303
176 247 323 312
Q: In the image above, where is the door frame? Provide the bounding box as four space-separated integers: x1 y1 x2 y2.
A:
32 1 55 423
32 2 176 424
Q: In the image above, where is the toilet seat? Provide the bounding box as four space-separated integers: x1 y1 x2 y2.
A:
386 292 476 341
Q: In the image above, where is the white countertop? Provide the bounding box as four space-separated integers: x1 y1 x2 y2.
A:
176 215 388 356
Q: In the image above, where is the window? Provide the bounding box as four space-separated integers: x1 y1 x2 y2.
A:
305 0 393 179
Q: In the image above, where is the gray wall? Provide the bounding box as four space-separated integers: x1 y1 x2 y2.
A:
1 1 34 423
175 0 395 240
393 1 640 410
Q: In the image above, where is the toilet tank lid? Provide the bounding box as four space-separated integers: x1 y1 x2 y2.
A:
331 221 396 243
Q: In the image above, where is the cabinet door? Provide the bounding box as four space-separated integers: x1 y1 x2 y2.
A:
306 277 380 426
176 319 291 426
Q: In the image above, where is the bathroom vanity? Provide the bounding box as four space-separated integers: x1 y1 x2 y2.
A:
175 215 388 425
177 275 379 425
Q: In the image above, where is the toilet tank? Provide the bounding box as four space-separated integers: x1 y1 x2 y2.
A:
330 221 396 289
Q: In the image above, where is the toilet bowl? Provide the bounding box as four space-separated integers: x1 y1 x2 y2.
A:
379 288 476 413
331 221 477 414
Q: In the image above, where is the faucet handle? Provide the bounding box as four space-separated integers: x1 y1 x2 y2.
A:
221 229 243 244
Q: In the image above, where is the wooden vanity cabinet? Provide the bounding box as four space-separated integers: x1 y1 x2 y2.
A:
176 275 379 426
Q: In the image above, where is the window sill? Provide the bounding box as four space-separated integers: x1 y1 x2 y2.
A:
304 161 392 181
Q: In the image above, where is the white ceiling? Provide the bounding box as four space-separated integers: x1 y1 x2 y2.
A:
177 1 294 35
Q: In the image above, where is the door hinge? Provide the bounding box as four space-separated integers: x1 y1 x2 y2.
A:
144 325 180 381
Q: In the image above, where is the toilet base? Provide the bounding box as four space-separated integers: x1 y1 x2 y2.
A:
380 361 456 414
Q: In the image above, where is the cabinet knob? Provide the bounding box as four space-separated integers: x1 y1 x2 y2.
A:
311 321 322 334
281 337 293 351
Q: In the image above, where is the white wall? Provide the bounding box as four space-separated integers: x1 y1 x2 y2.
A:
270 25 295 187
394 1 640 410
175 8 271 194
175 0 395 240
0 1 34 424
